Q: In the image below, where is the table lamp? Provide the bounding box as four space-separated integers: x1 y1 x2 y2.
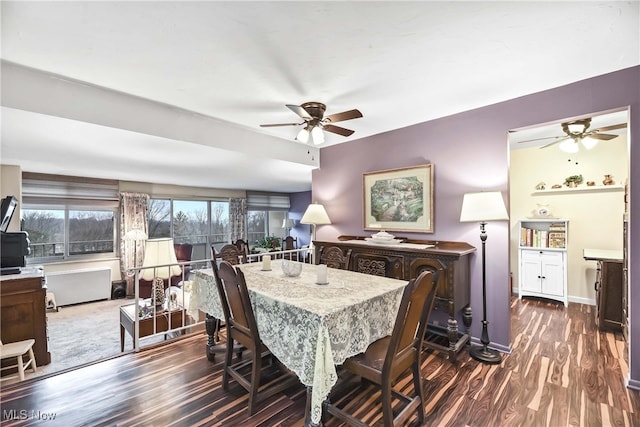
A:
300 202 331 248
141 238 182 308
460 191 509 364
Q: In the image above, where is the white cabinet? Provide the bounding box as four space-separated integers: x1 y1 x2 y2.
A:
518 219 568 306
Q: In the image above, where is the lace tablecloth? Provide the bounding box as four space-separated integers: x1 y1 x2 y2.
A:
190 260 407 424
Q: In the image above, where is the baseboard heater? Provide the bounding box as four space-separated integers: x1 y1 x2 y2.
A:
46 267 112 306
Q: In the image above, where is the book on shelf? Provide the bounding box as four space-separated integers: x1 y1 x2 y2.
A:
520 226 566 249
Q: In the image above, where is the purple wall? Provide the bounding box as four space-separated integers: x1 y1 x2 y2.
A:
312 66 640 385
288 191 312 247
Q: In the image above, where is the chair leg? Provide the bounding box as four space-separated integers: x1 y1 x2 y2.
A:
28 347 37 373
248 349 262 416
222 337 234 391
16 355 25 381
381 380 394 427
412 364 425 423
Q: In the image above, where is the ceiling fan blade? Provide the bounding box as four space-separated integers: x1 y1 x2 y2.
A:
323 124 355 137
324 109 363 123
593 123 627 132
260 122 302 128
587 133 618 141
517 135 566 144
286 104 312 120
540 136 570 149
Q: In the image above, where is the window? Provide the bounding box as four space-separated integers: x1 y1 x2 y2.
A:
148 198 229 262
246 192 289 247
21 173 118 262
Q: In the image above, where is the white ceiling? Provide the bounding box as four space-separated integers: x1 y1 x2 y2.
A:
1 1 638 192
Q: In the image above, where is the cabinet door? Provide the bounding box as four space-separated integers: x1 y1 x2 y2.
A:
541 252 564 297
520 251 542 293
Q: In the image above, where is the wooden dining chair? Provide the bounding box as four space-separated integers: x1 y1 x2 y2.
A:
322 269 440 427
319 246 352 270
232 239 250 259
212 243 247 265
207 243 247 359
215 261 300 415
282 236 298 260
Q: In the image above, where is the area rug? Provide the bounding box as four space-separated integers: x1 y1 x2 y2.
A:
19 298 194 383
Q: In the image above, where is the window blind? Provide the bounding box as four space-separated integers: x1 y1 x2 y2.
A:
22 173 119 209
246 192 290 210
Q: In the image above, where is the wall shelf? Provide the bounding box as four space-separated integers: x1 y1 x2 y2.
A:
532 184 624 195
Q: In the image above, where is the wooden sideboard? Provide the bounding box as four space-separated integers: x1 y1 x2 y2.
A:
314 236 476 360
1 267 51 368
584 249 624 332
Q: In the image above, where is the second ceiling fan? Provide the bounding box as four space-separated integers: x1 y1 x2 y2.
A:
517 118 627 153
260 102 363 145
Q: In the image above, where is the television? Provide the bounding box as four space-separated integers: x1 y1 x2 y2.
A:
0 196 18 233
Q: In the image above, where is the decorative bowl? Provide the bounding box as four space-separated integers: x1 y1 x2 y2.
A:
281 260 302 277
371 230 395 241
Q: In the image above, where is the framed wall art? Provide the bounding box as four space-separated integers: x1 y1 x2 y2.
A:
363 164 434 233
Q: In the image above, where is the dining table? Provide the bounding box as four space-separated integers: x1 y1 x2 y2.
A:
188 259 408 426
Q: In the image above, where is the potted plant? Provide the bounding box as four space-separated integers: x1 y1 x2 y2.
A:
255 235 281 251
564 174 583 188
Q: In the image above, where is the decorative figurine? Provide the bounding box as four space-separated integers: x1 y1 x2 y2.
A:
603 174 615 185
535 182 546 190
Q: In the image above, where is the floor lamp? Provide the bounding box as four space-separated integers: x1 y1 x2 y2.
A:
460 191 509 364
300 203 331 263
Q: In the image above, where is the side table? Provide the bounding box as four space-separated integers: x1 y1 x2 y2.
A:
119 303 187 351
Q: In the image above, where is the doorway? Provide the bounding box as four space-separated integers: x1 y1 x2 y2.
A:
508 108 630 368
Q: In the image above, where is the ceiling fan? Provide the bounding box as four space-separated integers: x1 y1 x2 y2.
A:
517 118 627 153
260 102 363 145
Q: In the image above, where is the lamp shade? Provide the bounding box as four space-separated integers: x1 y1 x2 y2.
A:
296 128 310 143
282 218 296 229
460 191 509 222
140 238 181 280
311 126 325 144
300 203 331 225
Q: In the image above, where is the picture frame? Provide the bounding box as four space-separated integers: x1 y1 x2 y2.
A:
363 164 434 233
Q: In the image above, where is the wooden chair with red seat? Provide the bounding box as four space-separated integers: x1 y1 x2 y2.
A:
215 261 300 415
322 269 440 427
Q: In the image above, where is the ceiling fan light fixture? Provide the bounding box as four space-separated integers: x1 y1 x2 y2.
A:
581 136 598 150
567 123 586 134
296 127 310 143
559 138 579 153
311 126 324 145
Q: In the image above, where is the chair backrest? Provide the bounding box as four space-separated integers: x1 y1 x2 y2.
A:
213 261 261 351
319 246 352 270
212 243 247 265
282 236 297 251
383 269 439 376
232 239 250 257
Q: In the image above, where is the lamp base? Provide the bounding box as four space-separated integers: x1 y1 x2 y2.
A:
469 344 502 364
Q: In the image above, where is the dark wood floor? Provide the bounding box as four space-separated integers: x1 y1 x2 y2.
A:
1 297 639 426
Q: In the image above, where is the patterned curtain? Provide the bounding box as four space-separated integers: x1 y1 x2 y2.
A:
119 192 150 296
229 198 247 242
